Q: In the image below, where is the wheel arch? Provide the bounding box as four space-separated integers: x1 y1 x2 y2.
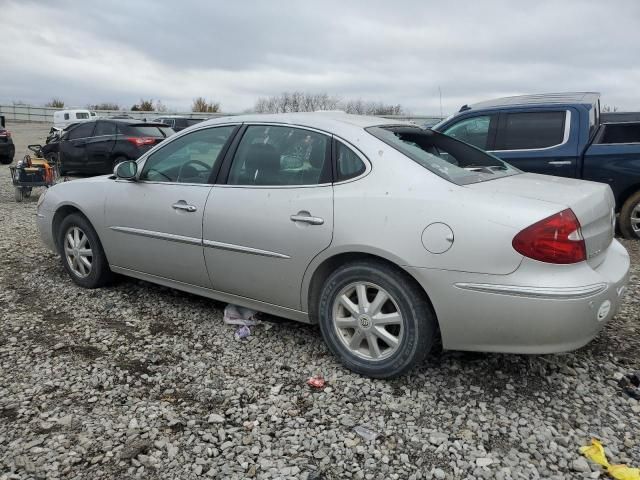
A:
52 203 91 252
303 248 439 331
617 183 640 212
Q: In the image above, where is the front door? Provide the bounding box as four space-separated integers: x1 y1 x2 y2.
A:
203 124 334 310
102 125 239 287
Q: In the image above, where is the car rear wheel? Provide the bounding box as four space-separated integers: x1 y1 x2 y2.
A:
318 260 436 378
57 213 113 288
619 191 640 240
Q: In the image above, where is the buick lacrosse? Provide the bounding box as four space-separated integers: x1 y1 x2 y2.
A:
37 113 630 378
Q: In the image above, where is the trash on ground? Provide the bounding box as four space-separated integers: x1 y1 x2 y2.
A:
234 325 251 340
223 304 260 326
354 425 380 441
618 372 640 400
306 375 325 389
579 438 640 480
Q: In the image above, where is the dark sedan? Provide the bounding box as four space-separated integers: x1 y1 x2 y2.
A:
58 119 174 175
0 115 15 164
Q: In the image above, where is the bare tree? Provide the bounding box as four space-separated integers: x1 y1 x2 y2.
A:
45 98 65 108
87 102 120 110
192 97 221 113
601 104 619 113
131 99 155 111
253 92 402 115
155 100 168 113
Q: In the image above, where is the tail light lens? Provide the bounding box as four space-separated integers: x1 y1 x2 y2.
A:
0 130 10 138
512 208 586 264
126 136 156 147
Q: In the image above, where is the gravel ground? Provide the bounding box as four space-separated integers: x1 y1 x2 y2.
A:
1 123 639 480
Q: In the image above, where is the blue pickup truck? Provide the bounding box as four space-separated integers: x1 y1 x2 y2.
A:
434 92 640 239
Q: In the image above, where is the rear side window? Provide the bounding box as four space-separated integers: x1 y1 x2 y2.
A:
336 141 366 181
228 125 331 186
75 112 90 120
442 115 493 149
64 113 70 120
94 121 116 136
67 122 95 140
495 111 566 150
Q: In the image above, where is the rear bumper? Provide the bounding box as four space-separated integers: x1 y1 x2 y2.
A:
408 239 630 353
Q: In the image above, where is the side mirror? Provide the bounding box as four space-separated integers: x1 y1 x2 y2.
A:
114 160 138 180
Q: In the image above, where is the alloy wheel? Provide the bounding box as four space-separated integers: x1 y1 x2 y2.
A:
64 226 93 278
631 203 640 234
332 282 404 361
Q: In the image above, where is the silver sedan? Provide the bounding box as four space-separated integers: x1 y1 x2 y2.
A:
36 113 630 378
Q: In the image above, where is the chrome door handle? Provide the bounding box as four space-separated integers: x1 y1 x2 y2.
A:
290 214 324 225
172 202 197 212
548 160 571 165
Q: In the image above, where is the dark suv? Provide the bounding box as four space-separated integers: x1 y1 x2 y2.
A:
154 116 203 132
0 116 15 165
58 119 174 175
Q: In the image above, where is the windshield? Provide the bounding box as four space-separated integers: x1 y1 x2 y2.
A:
367 126 520 185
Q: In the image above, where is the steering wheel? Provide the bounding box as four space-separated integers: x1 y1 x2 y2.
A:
177 160 210 182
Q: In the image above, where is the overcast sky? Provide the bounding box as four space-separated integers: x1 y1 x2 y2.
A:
1 0 639 114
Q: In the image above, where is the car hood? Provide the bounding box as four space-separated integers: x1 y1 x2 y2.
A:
467 173 615 264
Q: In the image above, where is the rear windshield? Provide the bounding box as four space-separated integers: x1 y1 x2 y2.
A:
123 125 173 137
367 126 520 185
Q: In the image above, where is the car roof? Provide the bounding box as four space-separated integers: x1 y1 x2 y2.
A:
200 112 412 131
464 92 600 111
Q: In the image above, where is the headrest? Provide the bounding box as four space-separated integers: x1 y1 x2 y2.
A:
245 143 280 173
308 144 325 168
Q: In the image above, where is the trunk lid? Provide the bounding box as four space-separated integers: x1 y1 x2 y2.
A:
468 173 615 266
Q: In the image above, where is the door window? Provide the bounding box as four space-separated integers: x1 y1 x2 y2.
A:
228 125 330 186
93 121 117 136
67 122 95 140
140 125 236 184
495 111 566 150
443 115 492 149
336 141 366 181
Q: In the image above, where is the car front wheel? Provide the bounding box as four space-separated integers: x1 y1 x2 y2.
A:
318 260 436 378
57 213 113 288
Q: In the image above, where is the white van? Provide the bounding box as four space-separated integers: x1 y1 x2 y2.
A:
53 109 93 128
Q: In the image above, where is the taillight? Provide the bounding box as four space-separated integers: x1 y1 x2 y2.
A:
126 136 156 147
512 208 586 264
0 130 10 138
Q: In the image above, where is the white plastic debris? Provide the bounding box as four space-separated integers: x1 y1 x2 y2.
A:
223 304 260 326
353 425 380 441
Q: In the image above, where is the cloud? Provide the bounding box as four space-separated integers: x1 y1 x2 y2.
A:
0 0 639 113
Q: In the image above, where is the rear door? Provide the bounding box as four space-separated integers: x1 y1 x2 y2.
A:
85 121 117 173
202 124 334 310
490 109 578 178
59 122 95 172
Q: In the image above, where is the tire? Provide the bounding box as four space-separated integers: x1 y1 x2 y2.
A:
0 156 12 165
14 187 23 202
619 191 640 240
318 260 436 378
23 188 32 198
57 213 113 288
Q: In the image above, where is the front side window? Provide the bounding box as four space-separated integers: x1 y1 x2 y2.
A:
367 126 520 186
495 111 566 150
228 125 330 186
140 126 236 184
443 115 492 149
67 122 95 140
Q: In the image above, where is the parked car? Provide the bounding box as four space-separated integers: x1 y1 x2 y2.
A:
36 113 630 378
57 119 174 175
433 92 640 239
53 109 93 128
0 115 15 165
154 116 204 132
